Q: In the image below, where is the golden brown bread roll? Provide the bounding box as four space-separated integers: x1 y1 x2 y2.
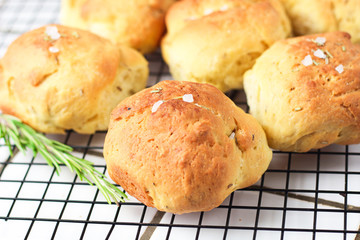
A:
0 24 148 134
244 32 360 152
161 0 291 92
280 0 360 43
61 0 175 54
104 80 272 214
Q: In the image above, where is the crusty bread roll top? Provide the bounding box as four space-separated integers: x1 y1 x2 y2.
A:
61 0 175 54
104 80 272 214
0 24 148 134
244 31 360 152
280 0 360 43
162 0 291 92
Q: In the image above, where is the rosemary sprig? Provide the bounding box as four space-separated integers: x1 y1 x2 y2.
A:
0 113 127 205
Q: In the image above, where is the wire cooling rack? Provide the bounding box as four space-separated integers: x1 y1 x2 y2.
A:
0 0 360 239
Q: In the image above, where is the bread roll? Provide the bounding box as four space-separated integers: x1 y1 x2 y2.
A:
61 0 175 54
244 32 360 152
161 0 291 92
280 0 360 43
0 24 148 134
104 80 272 214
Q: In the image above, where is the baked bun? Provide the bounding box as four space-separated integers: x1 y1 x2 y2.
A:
104 80 272 214
280 0 360 43
244 32 360 152
0 24 148 134
61 0 175 54
161 0 291 92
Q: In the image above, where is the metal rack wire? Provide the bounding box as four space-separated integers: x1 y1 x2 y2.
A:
0 0 359 239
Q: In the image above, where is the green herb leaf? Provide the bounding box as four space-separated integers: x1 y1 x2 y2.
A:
0 113 127 205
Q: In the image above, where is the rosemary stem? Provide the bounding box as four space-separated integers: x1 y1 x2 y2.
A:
0 113 127 204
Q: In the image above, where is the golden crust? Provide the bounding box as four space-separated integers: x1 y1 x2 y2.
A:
104 80 272 214
244 32 360 152
0 24 148 134
280 0 360 43
61 0 175 54
161 0 291 92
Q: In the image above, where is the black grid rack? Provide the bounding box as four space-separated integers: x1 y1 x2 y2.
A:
0 1 360 239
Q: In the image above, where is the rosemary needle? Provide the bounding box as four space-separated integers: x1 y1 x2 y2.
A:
0 113 127 205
